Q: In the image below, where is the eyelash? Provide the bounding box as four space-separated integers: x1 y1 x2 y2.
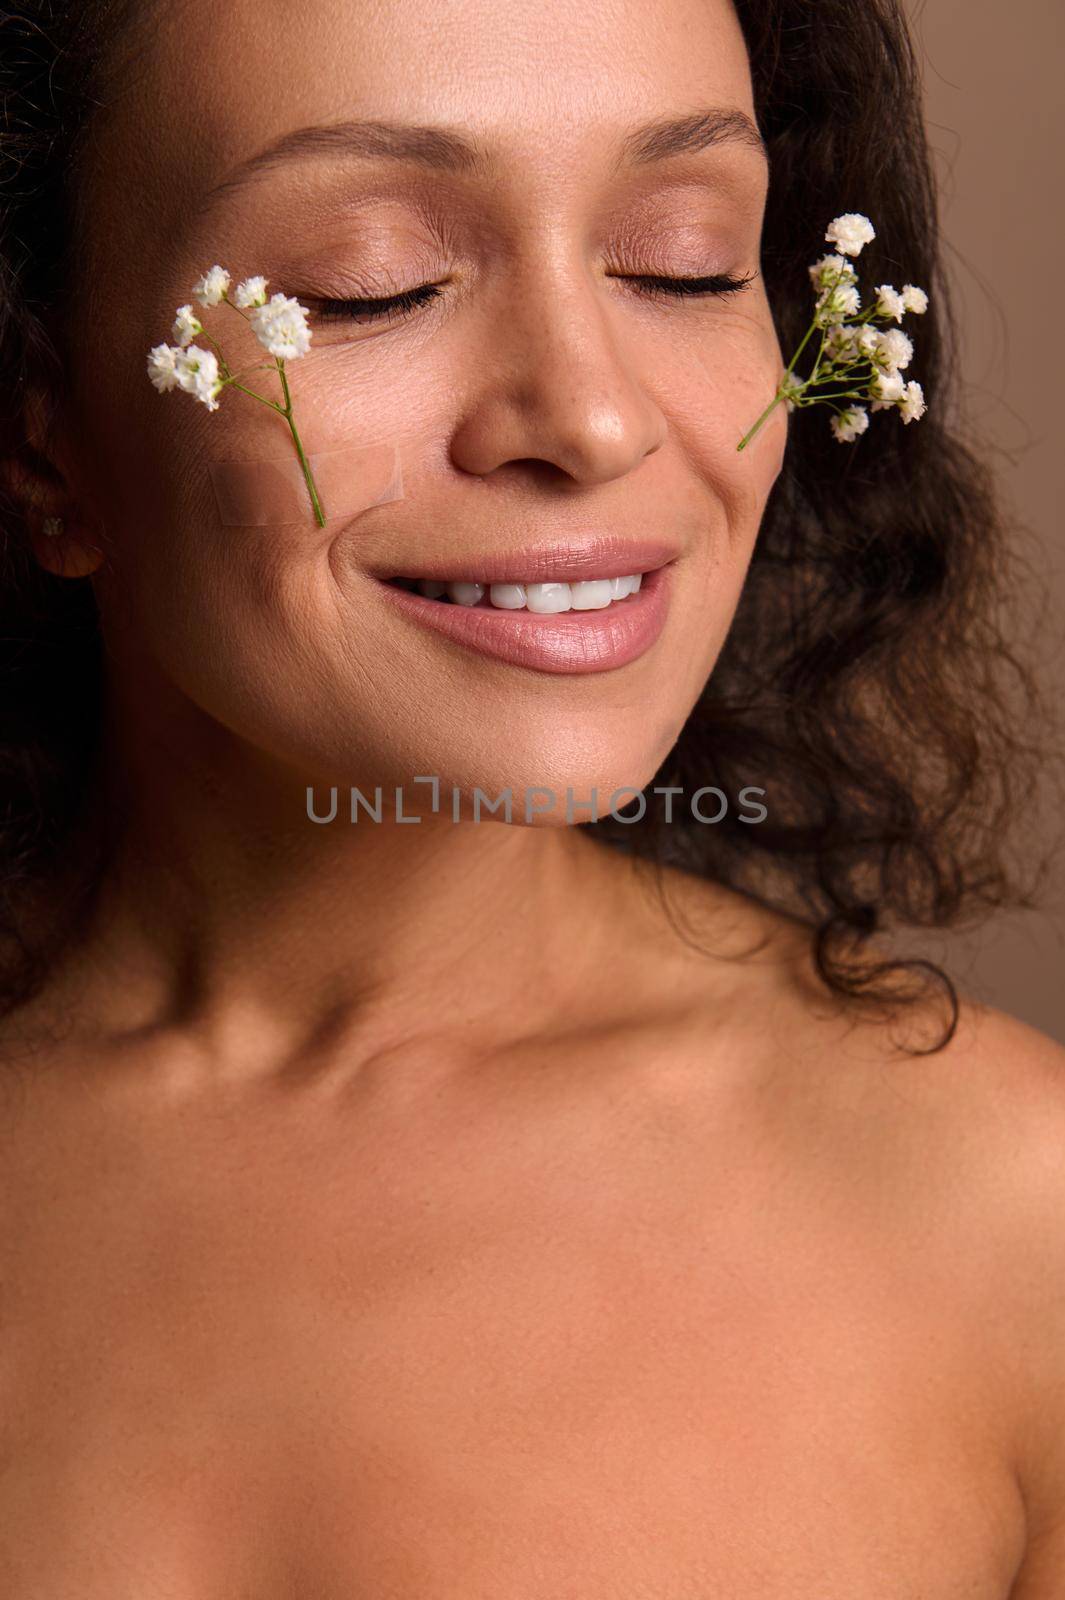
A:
312 271 754 324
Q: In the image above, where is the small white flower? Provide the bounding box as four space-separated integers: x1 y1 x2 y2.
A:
171 304 202 348
818 328 863 371
825 213 876 257
898 380 927 424
174 345 224 411
248 291 313 360
234 274 269 308
815 282 861 327
147 343 181 393
875 284 906 323
838 284 861 317
191 265 231 308
901 284 929 314
808 253 858 293
825 323 862 364
856 326 881 358
824 325 853 361
870 368 905 403
830 405 870 443
876 328 914 372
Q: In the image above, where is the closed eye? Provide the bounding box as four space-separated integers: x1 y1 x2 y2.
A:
313 283 446 323
620 271 755 301
311 271 755 325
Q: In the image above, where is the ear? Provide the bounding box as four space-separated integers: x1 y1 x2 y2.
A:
0 380 105 579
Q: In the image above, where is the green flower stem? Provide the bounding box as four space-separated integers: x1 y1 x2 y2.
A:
736 311 825 452
221 379 285 411
205 294 327 526
197 327 231 377
796 389 865 403
736 388 787 453
276 359 326 528
784 318 819 379
221 293 254 326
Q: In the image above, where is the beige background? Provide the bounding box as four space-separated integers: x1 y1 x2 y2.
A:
897 0 1064 1041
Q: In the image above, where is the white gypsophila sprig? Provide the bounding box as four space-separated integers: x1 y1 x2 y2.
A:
737 212 930 450
824 323 862 364
145 266 326 525
830 406 870 443
875 284 906 323
809 253 858 293
875 328 914 372
814 280 861 328
171 304 202 348
234 275 269 308
248 292 313 361
147 343 181 393
192 265 231 307
824 213 876 257
899 381 927 424
174 345 223 411
869 369 906 405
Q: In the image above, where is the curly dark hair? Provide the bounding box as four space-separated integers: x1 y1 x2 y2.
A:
0 0 1055 1052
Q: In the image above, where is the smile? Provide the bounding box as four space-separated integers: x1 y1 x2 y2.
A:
376 561 673 675
385 574 644 611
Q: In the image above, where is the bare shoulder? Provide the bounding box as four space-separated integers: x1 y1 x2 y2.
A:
632 863 1065 1565
754 918 1065 1580
820 988 1065 1592
940 1000 1065 1586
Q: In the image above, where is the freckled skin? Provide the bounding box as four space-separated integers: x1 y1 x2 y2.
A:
3 0 1065 1594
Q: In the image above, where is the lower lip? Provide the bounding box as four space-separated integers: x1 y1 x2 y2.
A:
374 564 673 674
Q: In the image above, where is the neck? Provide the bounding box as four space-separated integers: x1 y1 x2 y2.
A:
43 692 663 1090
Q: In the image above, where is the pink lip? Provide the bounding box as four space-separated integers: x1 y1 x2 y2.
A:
372 534 680 587
376 560 674 675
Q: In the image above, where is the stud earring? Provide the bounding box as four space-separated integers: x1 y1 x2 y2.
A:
41 515 64 538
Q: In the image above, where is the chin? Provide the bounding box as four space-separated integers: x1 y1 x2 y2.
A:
296 725 676 830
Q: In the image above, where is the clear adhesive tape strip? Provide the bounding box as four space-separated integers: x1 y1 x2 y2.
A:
208 439 404 526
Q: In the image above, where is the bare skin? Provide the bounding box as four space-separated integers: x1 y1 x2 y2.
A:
1 0 1064 1592
1 855 1065 1597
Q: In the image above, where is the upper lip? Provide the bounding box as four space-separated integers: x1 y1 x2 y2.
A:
374 534 680 586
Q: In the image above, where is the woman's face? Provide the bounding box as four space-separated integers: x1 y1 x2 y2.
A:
64 0 785 809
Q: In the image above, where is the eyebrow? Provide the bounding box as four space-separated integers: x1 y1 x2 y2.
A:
620 108 767 166
198 107 768 214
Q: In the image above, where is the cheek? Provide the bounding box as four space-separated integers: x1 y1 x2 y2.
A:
628 309 787 690
74 301 414 679
673 307 788 529
643 306 787 611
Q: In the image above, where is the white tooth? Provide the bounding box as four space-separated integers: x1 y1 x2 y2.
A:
447 581 485 607
569 580 614 611
418 579 447 598
630 573 643 593
525 582 572 614
488 582 527 609
609 576 629 600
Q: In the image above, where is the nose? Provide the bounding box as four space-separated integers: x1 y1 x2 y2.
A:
449 259 668 488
